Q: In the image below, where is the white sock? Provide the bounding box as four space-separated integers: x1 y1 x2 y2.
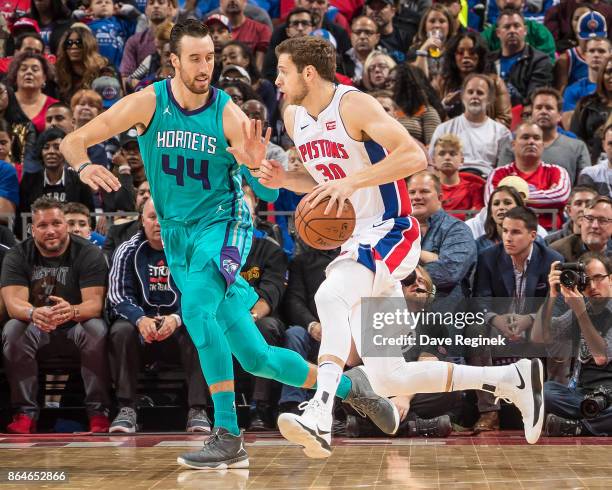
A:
313 362 343 411
451 364 516 393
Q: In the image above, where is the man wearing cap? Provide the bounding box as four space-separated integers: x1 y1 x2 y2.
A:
481 0 556 62
219 64 251 85
120 0 176 84
562 35 611 126
205 14 232 55
219 0 271 71
365 0 416 63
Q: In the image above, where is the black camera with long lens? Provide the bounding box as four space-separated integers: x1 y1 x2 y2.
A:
556 262 589 292
580 386 612 418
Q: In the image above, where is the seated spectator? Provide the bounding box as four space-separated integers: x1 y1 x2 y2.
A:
553 5 597 93
120 0 176 83
482 0 556 62
221 41 277 123
551 196 612 261
433 32 511 127
407 171 477 300
0 32 49 74
70 89 114 165
491 9 553 107
241 99 287 170
1 197 110 434
105 129 143 211
498 87 591 185
570 54 612 163
364 0 415 64
360 51 396 92
533 252 612 436
410 4 458 80
240 183 288 430
55 26 108 103
0 120 19 217
579 122 612 197
562 36 610 129
205 14 233 66
476 184 526 254
278 244 339 412
29 0 74 55
0 80 37 165
107 199 210 433
429 73 512 176
219 78 261 107
44 102 74 135
63 202 106 247
546 186 599 245
6 52 58 134
472 206 562 432
340 15 380 85
103 180 150 260
432 134 485 221
18 128 95 223
391 64 440 145
486 122 571 230
219 0 271 70
79 0 141 69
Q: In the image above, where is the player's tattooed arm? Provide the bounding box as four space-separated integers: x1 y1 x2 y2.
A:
61 88 157 192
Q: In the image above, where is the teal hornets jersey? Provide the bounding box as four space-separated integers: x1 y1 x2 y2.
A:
137 79 251 229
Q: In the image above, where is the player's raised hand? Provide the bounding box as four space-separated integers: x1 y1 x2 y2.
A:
227 119 271 171
79 164 121 193
307 179 357 218
258 159 286 188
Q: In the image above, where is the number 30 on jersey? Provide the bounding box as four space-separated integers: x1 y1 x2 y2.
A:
315 163 346 181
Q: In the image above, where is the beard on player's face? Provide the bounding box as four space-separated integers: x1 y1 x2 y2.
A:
287 76 309 104
178 65 211 95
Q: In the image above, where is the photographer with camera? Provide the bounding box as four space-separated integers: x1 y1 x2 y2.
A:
531 252 612 436
107 199 210 433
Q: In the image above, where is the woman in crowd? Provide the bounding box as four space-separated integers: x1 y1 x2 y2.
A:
476 185 525 254
0 119 22 181
55 25 108 103
410 4 458 80
0 81 36 165
392 64 441 145
571 54 612 163
434 32 511 127
6 52 58 135
220 41 277 124
30 0 73 54
361 51 396 92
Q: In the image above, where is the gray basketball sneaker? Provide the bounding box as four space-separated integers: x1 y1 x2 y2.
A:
177 428 249 470
343 366 400 435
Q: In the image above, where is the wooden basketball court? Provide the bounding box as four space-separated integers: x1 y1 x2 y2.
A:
0 432 610 489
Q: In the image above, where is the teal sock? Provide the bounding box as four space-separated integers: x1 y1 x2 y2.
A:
211 391 240 436
311 376 352 400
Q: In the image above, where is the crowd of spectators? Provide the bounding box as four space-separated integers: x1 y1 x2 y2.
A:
0 0 610 439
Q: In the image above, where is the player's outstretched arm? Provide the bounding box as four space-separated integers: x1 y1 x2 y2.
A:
60 88 157 192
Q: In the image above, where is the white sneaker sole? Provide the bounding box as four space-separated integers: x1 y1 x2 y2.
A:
277 413 331 459
515 358 545 445
108 425 136 433
176 456 250 470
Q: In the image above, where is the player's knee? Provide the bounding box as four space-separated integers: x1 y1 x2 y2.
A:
182 310 215 350
314 280 345 312
240 348 276 379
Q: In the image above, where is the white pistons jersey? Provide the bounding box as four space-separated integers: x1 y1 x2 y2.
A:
292 84 421 291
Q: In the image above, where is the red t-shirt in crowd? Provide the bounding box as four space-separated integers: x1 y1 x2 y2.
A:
486 161 571 230
441 172 485 221
231 17 271 54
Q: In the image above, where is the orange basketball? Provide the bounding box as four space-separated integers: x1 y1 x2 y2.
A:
294 194 356 250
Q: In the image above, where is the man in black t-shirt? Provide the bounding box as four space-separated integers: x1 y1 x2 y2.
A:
1 197 110 434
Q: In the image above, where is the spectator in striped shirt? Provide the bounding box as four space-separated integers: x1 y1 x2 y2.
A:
486 122 571 230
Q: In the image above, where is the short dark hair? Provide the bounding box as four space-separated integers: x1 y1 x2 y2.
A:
31 196 64 215
15 32 43 51
568 186 598 203
35 128 66 162
276 36 336 83
497 7 524 25
63 202 90 217
169 19 210 56
585 37 611 50
286 7 315 26
585 195 612 211
47 101 72 114
530 86 563 112
504 206 538 232
579 251 612 275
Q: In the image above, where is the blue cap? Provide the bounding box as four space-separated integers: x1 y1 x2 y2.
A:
309 29 337 49
578 11 607 40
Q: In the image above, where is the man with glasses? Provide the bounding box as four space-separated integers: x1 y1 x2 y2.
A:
532 252 612 436
552 197 612 261
340 16 380 83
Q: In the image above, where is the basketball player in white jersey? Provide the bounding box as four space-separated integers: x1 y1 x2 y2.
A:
258 36 544 458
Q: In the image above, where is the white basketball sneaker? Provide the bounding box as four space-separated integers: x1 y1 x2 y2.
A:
494 358 544 444
277 398 333 459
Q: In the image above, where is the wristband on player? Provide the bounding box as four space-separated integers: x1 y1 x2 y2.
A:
77 162 92 175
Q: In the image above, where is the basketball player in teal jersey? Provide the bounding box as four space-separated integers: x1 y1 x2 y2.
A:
61 19 399 469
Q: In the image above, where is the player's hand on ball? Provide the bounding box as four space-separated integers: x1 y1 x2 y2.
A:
227 119 271 171
79 164 121 192
258 159 286 188
308 179 357 218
